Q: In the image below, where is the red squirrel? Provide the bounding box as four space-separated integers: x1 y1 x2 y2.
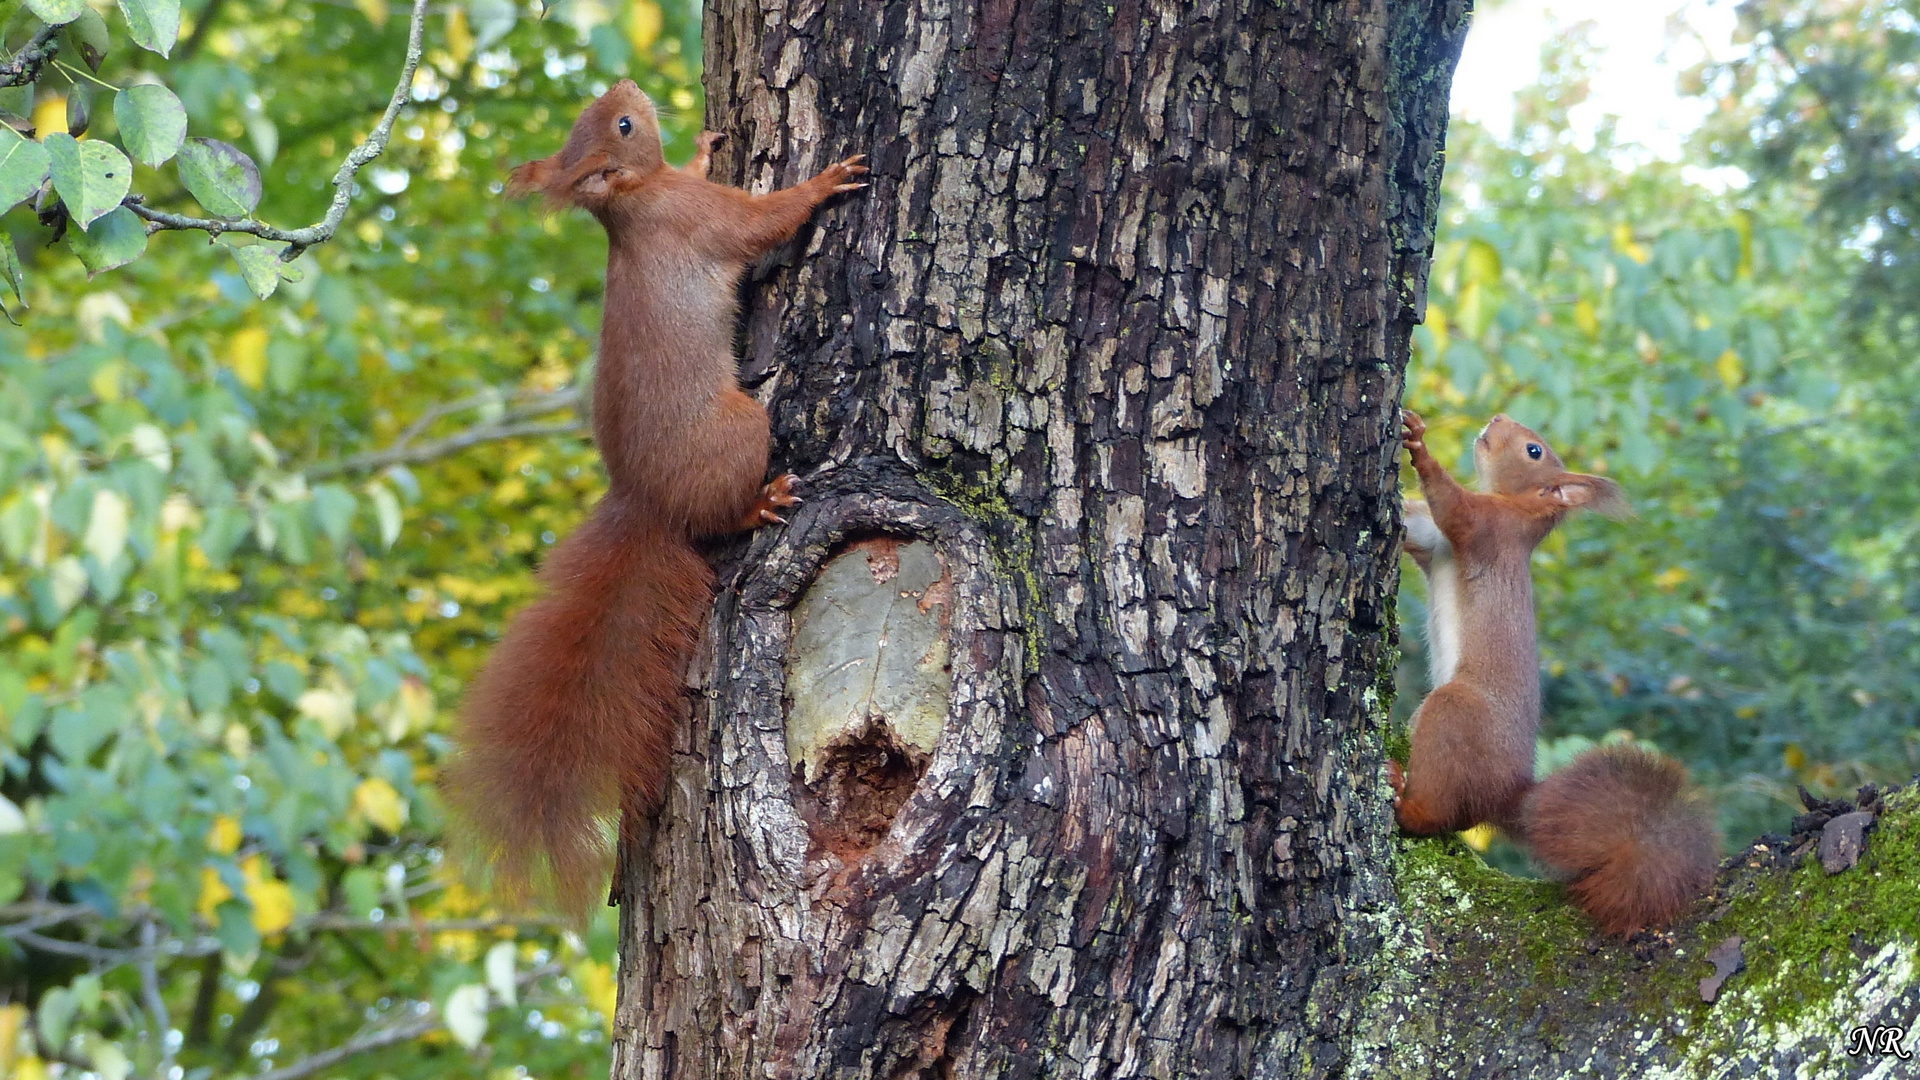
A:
445 81 867 916
1394 411 1719 936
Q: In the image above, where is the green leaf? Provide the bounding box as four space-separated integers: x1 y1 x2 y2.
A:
37 986 76 1048
83 489 128 566
226 241 282 299
69 206 147 275
311 483 356 545
114 83 187 166
0 126 51 212
117 0 181 55
177 138 260 218
369 482 401 548
65 82 92 139
0 236 24 321
45 133 131 230
341 867 381 916
25 0 88 24
64 9 110 71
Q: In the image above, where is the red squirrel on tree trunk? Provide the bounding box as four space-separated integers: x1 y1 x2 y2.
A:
445 81 866 917
1395 410 1719 936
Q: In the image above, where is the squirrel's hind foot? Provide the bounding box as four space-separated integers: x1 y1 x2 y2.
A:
739 474 802 529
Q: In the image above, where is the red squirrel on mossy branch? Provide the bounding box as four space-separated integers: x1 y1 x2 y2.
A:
445 80 867 918
1394 410 1719 936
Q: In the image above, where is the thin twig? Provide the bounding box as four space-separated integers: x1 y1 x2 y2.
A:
122 0 431 259
0 23 60 89
250 963 563 1080
393 385 581 451
310 914 567 932
11 927 222 964
304 417 587 479
178 0 232 61
138 919 178 1076
250 1011 441 1080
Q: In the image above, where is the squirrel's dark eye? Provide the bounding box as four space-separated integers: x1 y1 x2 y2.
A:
618 116 633 137
1526 443 1543 460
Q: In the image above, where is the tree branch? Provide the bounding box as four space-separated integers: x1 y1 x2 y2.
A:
123 0 431 259
250 1010 441 1080
138 920 179 1076
177 0 231 61
250 962 563 1080
0 23 60 89
304 387 586 479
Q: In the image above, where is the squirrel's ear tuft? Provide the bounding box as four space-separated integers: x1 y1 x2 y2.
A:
507 156 558 200
1543 473 1631 518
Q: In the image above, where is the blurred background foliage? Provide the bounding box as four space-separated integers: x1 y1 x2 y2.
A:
0 0 704 1076
1401 3 1920 869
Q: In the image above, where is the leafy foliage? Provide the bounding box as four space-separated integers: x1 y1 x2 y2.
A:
0 0 704 1075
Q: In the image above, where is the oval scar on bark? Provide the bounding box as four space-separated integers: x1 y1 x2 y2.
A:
784 537 954 862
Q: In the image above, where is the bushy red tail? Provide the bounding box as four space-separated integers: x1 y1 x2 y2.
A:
445 495 710 918
1521 744 1719 936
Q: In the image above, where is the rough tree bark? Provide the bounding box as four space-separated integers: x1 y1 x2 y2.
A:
606 1 1920 1077
604 2 1467 1076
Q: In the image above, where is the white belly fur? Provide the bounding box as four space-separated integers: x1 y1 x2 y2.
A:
1402 504 1461 691
1424 553 1461 688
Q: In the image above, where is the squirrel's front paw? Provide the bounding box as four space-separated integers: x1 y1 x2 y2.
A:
695 131 726 155
1401 409 1427 450
819 154 870 194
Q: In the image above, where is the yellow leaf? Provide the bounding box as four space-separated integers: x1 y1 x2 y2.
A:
16 1054 48 1080
126 864 155 905
224 721 252 759
32 95 66 139
395 677 433 738
298 688 355 738
492 476 527 504
197 865 233 922
1573 298 1600 338
206 815 242 855
1735 705 1759 720
229 327 269 390
0 1003 24 1076
1423 304 1450 357
576 958 617 1026
627 0 663 51
354 777 408 834
1612 222 1650 264
446 7 474 64
1460 823 1496 852
1455 280 1484 338
1653 566 1690 592
1783 743 1807 772
355 0 389 26
89 361 124 403
243 855 296 935
1715 349 1744 390
1463 238 1501 286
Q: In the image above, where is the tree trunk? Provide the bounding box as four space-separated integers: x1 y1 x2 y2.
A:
610 2 1469 1077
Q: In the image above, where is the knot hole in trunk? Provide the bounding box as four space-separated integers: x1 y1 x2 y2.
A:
784 536 955 868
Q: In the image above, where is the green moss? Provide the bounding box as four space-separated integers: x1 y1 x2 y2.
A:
921 460 1046 673
1661 785 1920 1070
1369 787 1920 1075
